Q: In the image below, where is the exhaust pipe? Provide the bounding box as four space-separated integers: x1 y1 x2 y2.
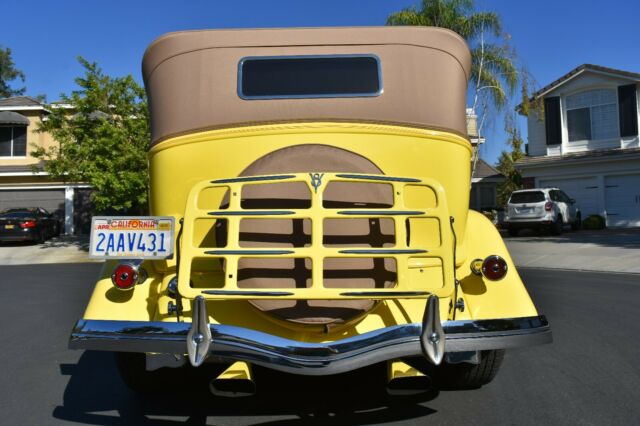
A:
386 361 431 396
210 361 256 397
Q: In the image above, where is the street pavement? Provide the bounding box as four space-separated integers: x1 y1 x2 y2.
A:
0 235 98 265
1 263 639 425
503 228 640 274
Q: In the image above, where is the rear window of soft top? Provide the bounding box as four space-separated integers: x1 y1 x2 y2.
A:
509 191 546 204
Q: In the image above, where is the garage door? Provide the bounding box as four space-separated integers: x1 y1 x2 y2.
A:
605 174 640 228
0 189 65 218
538 177 599 217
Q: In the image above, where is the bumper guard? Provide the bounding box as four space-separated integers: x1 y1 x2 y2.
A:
69 295 551 376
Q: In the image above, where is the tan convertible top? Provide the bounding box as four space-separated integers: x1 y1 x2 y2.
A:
143 27 471 147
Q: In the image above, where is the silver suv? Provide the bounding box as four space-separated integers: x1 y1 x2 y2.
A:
504 188 581 236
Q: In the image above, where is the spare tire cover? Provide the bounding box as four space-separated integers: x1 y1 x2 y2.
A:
223 144 396 325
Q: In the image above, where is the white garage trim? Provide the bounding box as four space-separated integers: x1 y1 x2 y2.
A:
65 187 74 235
0 184 91 190
604 174 640 227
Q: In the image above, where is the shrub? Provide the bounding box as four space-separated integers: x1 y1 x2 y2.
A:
582 214 606 230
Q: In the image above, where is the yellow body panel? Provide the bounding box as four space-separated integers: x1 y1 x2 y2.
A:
82 122 538 343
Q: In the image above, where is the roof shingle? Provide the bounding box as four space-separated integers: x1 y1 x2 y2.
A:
0 96 43 107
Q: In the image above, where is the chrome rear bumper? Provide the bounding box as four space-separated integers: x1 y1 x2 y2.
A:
69 314 551 376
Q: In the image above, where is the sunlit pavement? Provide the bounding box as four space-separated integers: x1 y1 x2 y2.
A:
504 228 640 274
0 235 99 265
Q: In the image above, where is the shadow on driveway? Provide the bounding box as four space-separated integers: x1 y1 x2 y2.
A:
53 351 438 425
39 235 90 251
502 228 640 249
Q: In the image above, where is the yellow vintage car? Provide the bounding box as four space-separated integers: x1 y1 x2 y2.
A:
70 26 551 395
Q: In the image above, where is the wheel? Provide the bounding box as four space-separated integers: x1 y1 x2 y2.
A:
507 228 518 237
435 350 505 389
571 213 582 231
550 216 563 235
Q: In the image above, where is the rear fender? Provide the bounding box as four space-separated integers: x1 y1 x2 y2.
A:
82 260 164 321
456 210 538 320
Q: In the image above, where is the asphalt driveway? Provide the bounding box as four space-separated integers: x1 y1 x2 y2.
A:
3 264 640 425
503 228 640 274
0 235 98 265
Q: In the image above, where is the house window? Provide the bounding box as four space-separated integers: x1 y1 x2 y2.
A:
0 126 27 157
565 89 618 141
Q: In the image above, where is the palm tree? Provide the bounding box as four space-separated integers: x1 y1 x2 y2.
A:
387 0 518 110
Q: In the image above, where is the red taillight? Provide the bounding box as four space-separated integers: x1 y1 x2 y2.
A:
19 220 37 229
111 263 139 290
544 201 553 212
481 255 508 281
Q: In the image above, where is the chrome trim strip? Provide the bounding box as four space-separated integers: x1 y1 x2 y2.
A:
339 291 430 297
335 174 422 183
70 315 551 375
211 175 296 183
208 211 296 216
204 249 295 255
338 249 427 255
337 210 425 216
202 290 294 297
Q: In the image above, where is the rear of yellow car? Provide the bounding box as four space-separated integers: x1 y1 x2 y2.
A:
69 27 551 395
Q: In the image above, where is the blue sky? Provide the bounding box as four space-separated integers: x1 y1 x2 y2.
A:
2 0 639 165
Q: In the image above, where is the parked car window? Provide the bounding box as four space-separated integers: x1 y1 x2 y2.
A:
509 191 546 204
558 191 572 203
0 210 36 218
549 190 560 202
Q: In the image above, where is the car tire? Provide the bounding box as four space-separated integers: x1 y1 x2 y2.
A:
507 228 518 237
550 216 563 235
435 350 505 389
571 213 582 231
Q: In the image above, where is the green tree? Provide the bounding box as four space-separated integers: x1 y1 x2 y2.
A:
0 46 26 97
387 0 518 110
33 57 149 214
387 1 533 180
495 119 525 205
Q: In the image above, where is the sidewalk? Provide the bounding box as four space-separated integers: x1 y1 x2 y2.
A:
503 228 640 274
0 236 101 266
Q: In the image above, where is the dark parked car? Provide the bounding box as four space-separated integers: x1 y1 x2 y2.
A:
0 207 61 244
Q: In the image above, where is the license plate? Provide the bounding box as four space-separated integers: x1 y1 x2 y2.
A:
89 216 174 259
4 224 15 229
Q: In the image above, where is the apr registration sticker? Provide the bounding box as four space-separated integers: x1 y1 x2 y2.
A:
89 216 175 259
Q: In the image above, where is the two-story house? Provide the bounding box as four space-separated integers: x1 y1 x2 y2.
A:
0 96 91 234
516 64 640 228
